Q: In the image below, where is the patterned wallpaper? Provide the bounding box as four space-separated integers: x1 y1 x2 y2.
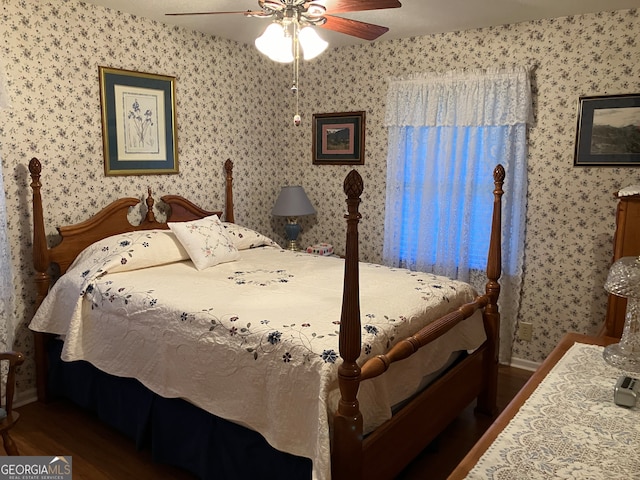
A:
0 0 290 393
1 0 640 395
287 10 640 365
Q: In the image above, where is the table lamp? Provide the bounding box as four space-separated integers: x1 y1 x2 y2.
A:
603 255 640 373
272 186 316 251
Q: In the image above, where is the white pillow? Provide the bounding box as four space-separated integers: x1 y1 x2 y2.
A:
221 222 279 250
168 215 240 270
69 229 190 274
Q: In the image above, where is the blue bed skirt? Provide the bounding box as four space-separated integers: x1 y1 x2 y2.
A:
47 340 312 479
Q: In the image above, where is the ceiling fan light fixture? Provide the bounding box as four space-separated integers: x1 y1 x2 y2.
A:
298 26 328 61
255 23 294 63
273 35 294 63
167 0 400 125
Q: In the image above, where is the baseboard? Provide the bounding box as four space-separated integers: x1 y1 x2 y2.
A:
14 387 38 408
508 356 540 372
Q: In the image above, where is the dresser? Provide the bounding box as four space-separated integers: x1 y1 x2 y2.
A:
604 191 640 338
448 333 638 479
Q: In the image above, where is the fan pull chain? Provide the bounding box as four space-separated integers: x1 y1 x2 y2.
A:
292 22 301 126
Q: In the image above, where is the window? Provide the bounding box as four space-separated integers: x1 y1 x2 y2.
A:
383 68 532 362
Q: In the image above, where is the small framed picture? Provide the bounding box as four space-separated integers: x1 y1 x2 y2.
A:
99 66 178 175
312 111 365 165
574 94 640 166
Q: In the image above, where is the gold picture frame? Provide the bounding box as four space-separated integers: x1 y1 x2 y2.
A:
99 67 178 176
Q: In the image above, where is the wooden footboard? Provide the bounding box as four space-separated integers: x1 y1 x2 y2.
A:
363 347 487 479
332 165 504 480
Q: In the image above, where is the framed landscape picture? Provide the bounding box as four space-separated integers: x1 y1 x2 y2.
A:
574 94 640 166
99 67 178 175
312 111 365 165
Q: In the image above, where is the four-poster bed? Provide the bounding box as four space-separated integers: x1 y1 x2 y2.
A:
28 157 504 480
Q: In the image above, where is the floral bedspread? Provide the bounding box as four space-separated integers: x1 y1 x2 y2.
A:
30 230 485 480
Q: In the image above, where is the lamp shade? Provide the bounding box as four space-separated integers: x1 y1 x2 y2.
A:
272 186 316 217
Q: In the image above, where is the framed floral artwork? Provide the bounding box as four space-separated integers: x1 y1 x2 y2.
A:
574 93 640 166
312 111 365 165
99 67 178 175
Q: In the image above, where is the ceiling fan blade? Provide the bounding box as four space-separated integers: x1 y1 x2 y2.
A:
165 10 266 17
318 0 401 14
320 15 389 41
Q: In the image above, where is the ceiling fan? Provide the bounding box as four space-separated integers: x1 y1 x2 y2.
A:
166 0 403 42
167 1 402 125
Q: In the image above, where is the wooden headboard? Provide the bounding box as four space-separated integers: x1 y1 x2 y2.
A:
28 156 235 401
29 157 234 301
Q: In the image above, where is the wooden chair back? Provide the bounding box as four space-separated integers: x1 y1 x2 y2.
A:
0 351 25 455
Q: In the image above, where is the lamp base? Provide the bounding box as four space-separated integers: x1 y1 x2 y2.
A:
603 296 640 373
284 218 301 251
603 343 640 373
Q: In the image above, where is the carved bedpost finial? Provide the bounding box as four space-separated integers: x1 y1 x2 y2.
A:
29 157 42 197
343 170 364 200
145 187 156 223
493 164 505 190
29 157 42 178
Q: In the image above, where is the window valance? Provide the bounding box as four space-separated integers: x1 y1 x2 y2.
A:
384 67 533 127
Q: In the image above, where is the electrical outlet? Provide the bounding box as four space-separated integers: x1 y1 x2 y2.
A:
518 322 533 342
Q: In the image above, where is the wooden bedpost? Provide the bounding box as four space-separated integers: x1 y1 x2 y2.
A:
224 159 234 223
332 170 364 480
476 164 504 416
29 158 51 306
29 157 52 402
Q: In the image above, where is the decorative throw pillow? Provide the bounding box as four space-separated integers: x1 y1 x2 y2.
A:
168 215 240 270
221 222 279 250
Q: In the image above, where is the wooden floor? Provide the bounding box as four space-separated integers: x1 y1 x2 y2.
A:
10 365 532 480
397 365 532 479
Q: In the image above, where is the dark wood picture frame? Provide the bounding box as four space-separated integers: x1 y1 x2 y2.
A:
312 111 365 165
99 66 178 176
574 93 640 167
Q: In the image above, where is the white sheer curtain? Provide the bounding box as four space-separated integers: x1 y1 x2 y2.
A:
383 67 532 363
0 57 14 352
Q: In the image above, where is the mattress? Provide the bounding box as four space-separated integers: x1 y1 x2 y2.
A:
30 229 485 480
